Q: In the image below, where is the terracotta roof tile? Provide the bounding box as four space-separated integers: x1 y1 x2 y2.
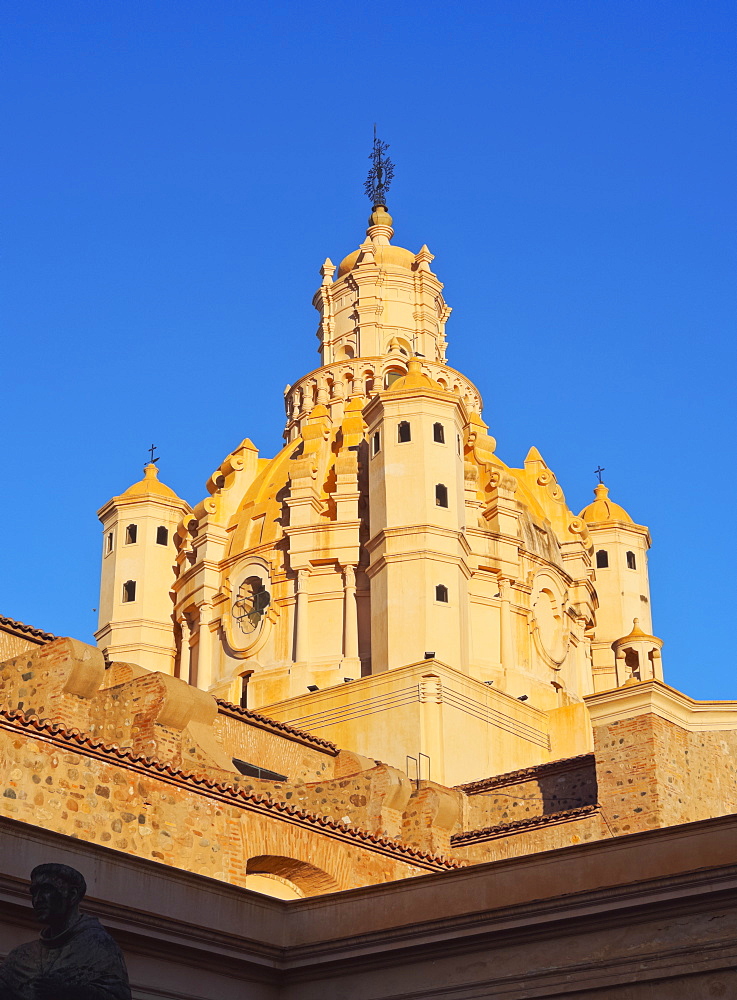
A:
0 707 461 871
0 615 57 644
455 754 596 795
216 699 339 755
451 805 600 845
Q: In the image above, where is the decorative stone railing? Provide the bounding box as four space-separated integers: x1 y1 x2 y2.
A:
283 357 483 440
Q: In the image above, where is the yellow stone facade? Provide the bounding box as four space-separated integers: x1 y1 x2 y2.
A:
94 198 663 784
2 179 737 953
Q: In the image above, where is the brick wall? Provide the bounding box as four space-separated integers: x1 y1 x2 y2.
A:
215 709 335 782
594 715 737 835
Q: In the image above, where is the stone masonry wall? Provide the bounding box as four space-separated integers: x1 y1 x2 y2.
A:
451 809 608 864
457 755 598 832
594 714 737 835
0 714 456 895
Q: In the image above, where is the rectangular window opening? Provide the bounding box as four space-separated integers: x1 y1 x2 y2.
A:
435 483 449 508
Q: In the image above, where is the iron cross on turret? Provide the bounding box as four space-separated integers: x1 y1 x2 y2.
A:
364 125 395 207
148 444 159 465
594 465 605 484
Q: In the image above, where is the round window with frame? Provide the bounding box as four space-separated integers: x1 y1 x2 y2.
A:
233 576 271 636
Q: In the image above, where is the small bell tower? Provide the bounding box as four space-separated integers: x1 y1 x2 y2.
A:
580 480 652 689
96 459 191 674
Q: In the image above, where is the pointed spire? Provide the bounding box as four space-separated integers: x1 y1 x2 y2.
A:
414 245 434 272
320 258 335 284
524 446 546 470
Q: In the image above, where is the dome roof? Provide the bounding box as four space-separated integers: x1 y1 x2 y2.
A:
618 618 658 643
385 358 441 393
338 243 416 278
121 463 181 500
579 483 633 524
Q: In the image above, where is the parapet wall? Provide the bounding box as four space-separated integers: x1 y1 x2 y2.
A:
2 639 737 896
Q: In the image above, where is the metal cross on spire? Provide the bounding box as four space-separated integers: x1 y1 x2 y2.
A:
148 443 159 465
364 125 395 208
594 465 605 484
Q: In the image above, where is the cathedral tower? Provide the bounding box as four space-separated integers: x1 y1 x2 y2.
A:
579 482 653 690
96 463 191 673
364 360 470 672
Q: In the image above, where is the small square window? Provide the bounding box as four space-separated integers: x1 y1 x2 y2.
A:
122 580 136 603
156 526 168 546
398 421 411 443
626 551 637 570
106 531 113 554
435 584 449 603
125 524 138 544
596 550 608 569
435 484 449 508
372 431 381 456
433 423 445 443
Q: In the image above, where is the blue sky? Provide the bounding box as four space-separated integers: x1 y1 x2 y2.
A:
2 0 735 698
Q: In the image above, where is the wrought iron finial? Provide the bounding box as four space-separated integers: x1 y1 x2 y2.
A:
148 443 159 465
594 465 605 484
364 125 394 207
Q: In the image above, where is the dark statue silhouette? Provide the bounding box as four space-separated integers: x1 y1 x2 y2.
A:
0 864 131 1000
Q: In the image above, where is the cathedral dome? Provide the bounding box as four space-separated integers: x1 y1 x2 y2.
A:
337 203 416 277
579 483 633 524
337 244 416 278
121 463 181 500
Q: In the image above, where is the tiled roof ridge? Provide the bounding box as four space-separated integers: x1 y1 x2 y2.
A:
451 804 600 845
455 753 596 795
0 615 57 644
0 708 461 871
216 699 339 755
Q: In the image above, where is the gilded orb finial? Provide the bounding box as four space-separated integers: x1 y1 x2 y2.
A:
364 125 394 208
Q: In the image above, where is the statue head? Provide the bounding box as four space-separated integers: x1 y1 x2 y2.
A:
30 864 87 928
